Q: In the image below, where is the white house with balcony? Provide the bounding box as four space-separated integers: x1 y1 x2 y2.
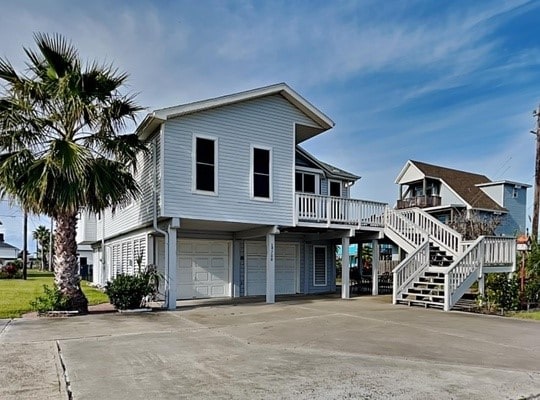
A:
78 83 388 309
77 84 518 312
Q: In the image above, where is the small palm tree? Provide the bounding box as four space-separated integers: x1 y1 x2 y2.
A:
32 225 50 271
0 33 146 312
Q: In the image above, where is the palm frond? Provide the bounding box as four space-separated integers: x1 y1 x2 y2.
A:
33 32 79 79
0 58 21 84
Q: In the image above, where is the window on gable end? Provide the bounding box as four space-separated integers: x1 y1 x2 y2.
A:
194 136 217 193
252 147 271 199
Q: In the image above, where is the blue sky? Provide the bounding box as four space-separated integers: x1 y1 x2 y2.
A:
1 0 540 249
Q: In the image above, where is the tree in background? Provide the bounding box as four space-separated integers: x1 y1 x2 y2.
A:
447 210 501 240
0 33 146 312
32 225 50 271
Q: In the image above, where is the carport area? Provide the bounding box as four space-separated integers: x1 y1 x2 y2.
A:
1 295 539 400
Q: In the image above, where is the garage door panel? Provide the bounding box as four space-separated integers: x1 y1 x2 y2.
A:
176 240 230 300
246 242 298 296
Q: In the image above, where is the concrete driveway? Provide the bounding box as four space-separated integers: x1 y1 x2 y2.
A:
1 295 539 400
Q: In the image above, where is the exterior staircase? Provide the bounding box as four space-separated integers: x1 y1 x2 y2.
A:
384 207 516 311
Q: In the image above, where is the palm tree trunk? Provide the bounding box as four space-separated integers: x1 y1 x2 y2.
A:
40 242 44 271
54 212 88 313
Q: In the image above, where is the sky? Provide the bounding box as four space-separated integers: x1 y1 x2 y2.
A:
1 0 540 250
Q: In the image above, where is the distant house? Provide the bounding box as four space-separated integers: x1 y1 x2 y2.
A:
395 160 530 236
0 232 19 265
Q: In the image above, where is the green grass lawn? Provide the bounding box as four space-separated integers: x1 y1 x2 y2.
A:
509 310 540 321
0 269 109 318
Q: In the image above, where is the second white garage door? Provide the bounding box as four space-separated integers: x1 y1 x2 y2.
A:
177 240 231 300
245 242 299 296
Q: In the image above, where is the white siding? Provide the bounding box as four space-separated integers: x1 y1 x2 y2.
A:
96 134 161 240
161 94 315 226
439 183 465 206
76 211 96 244
479 185 504 206
398 164 424 184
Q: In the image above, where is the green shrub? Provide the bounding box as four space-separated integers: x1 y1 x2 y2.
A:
0 263 23 279
30 284 69 313
478 273 519 313
105 266 161 310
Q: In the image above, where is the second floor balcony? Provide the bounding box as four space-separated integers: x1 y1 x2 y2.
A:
396 195 441 209
295 193 387 229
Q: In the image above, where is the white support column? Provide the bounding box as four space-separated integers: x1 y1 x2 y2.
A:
266 233 275 304
371 239 380 296
478 274 485 296
341 236 350 299
147 234 155 265
165 218 180 310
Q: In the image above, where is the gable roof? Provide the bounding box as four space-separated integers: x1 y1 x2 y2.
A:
0 238 18 252
137 83 335 142
408 160 506 212
296 146 360 182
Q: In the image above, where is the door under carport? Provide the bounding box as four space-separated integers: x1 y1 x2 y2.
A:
244 242 299 296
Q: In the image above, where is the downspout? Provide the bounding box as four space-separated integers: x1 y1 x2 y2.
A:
152 132 169 308
101 213 106 283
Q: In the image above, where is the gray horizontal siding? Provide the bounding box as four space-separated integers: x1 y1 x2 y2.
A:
497 185 527 236
97 133 161 240
161 95 315 226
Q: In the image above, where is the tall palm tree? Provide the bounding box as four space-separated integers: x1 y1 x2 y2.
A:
0 33 146 313
32 225 50 271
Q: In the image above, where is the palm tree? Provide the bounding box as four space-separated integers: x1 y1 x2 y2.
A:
0 33 146 313
32 225 50 271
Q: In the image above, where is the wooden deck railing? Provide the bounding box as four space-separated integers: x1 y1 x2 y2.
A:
295 193 387 228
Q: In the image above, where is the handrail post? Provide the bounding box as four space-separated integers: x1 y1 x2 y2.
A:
392 270 397 304
444 273 450 311
326 197 331 225
294 193 298 225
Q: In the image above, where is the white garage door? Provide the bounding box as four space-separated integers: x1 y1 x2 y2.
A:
245 242 298 296
177 240 231 300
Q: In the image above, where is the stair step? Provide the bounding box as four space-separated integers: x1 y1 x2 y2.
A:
424 272 444 277
409 286 444 294
396 299 445 309
452 298 479 311
403 293 445 301
412 282 444 289
418 278 445 284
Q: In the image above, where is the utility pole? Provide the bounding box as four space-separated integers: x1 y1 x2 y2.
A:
22 210 28 280
532 105 540 240
49 218 53 272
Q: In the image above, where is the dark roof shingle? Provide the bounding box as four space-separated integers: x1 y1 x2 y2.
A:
410 160 506 212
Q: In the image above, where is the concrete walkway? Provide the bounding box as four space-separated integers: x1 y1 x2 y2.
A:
1 295 539 400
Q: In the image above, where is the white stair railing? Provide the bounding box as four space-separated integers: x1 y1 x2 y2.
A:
444 236 517 311
400 208 461 256
483 236 516 269
444 236 484 311
392 241 430 304
384 208 428 252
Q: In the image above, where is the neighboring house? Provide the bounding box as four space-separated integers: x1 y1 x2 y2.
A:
395 160 530 236
0 232 19 265
75 211 95 278
78 83 388 308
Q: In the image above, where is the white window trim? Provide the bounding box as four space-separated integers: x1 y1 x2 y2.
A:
296 171 321 195
313 245 327 287
192 134 219 196
295 166 324 175
328 179 342 198
250 144 273 202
